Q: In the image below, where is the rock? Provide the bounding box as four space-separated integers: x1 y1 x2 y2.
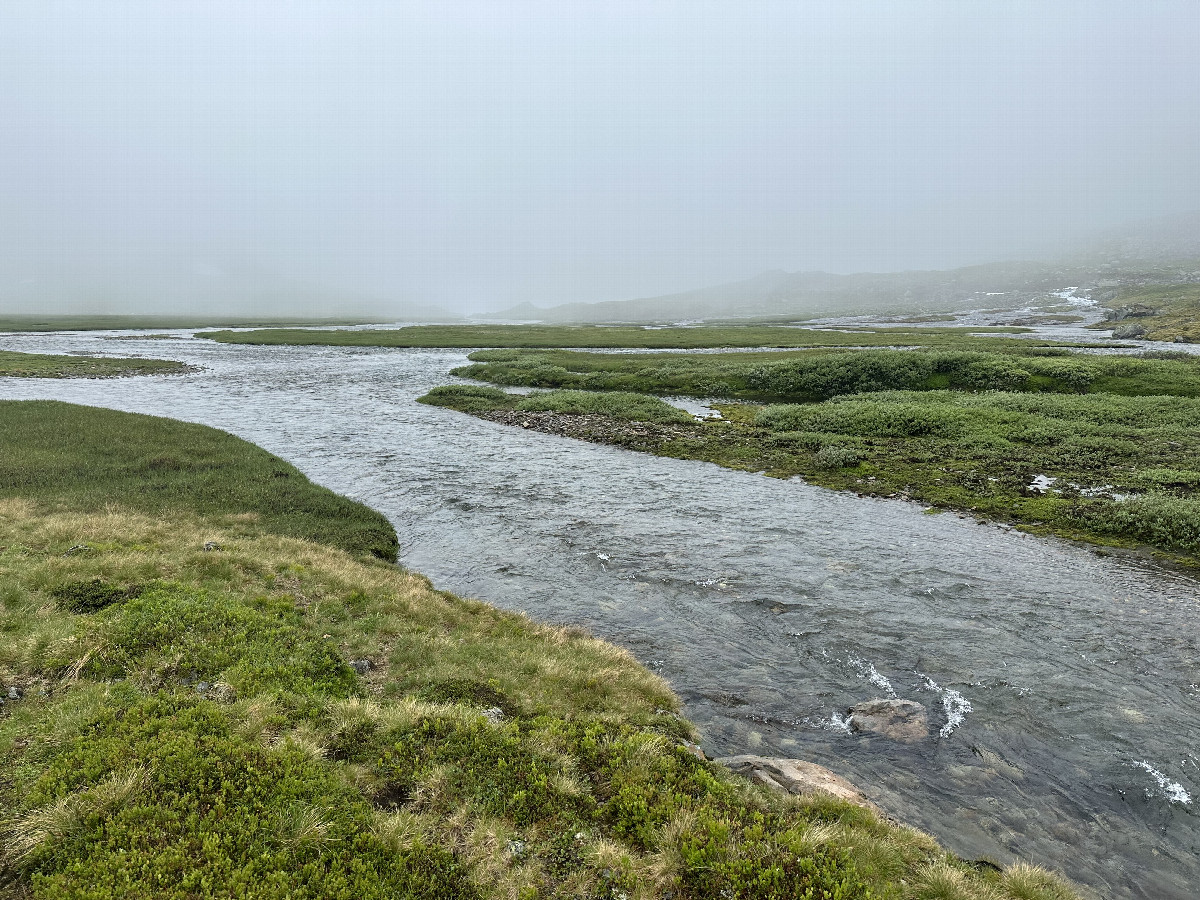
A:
1111 323 1147 339
203 541 221 552
349 659 373 675
716 755 876 810
848 698 929 742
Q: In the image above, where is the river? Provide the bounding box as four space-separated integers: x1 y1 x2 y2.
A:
1 329 1197 899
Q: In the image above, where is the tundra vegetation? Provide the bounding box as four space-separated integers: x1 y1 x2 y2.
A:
0 350 191 379
1093 283 1200 343
423 341 1200 565
0 401 1076 899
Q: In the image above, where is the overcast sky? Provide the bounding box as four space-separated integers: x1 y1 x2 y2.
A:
2 1 1198 315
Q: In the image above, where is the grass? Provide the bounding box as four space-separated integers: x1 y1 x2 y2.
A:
0 351 191 379
0 401 398 561
199 324 1049 350
0 401 1076 899
1093 284 1200 342
451 345 1200 401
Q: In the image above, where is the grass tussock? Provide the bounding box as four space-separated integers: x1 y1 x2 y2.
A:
0 403 1077 898
0 350 190 379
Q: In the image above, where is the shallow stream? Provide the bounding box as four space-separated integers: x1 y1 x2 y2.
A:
1 330 1197 899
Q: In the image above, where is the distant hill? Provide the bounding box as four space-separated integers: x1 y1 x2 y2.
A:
480 261 1087 324
482 228 1200 324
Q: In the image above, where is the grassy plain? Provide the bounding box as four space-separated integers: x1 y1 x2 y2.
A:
0 401 1076 899
201 323 1041 349
0 351 190 379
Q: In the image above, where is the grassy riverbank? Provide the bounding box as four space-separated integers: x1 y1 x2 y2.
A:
424 346 1200 564
0 401 1075 899
0 351 191 379
451 345 1200 401
201 323 1042 350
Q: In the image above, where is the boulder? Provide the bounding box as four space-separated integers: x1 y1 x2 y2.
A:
715 755 876 810
1111 323 1146 339
848 698 928 742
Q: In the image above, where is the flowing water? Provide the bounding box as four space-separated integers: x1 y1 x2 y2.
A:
2 330 1198 899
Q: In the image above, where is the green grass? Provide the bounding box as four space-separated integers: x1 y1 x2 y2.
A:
0 401 397 561
0 402 1077 899
451 345 1200 402
0 351 191 379
200 323 1048 349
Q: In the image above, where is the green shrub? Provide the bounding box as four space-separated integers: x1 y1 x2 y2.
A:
51 580 144 613
814 444 861 469
416 384 517 413
513 390 694 423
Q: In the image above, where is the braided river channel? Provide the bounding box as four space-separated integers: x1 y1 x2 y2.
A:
2 330 1198 899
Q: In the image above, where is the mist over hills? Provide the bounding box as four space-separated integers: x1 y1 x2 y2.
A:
480 217 1200 324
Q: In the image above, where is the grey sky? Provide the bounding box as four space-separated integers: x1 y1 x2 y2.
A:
2 1 1198 314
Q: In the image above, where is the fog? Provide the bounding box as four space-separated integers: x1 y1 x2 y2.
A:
2 1 1198 317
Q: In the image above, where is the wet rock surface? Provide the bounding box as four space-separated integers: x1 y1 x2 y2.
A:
716 754 877 810
848 699 929 742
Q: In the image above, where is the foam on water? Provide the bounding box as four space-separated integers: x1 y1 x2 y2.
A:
849 656 897 698
1133 761 1192 806
917 674 973 738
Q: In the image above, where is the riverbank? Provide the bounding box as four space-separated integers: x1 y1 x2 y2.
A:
0 401 1076 899
420 384 1200 567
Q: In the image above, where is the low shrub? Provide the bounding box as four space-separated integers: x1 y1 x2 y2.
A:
513 390 694 423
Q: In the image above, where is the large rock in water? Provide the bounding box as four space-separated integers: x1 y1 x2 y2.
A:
715 755 877 811
848 698 929 742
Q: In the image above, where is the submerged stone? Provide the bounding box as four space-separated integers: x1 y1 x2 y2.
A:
848 698 929 742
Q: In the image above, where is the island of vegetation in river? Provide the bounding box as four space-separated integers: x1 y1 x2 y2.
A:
0 350 192 379
0 401 1077 899
420 327 1200 567
199 323 1042 349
